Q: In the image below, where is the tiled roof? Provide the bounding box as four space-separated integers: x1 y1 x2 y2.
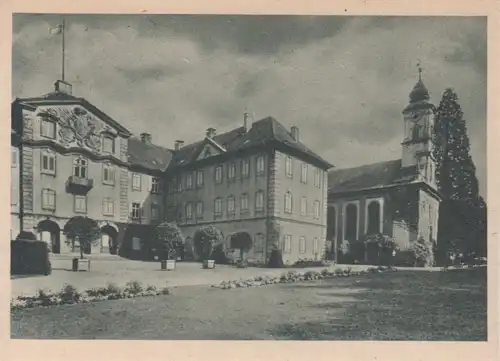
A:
328 159 419 194
128 137 173 171
169 117 333 169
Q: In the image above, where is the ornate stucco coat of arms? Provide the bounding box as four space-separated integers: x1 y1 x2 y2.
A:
40 106 111 152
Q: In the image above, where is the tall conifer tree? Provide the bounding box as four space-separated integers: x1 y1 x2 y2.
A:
432 88 486 257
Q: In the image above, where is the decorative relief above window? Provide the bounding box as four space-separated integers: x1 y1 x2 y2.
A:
37 106 117 154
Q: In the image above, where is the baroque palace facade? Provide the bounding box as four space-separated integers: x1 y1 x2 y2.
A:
11 80 332 264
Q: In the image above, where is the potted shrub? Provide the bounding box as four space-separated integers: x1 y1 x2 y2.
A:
194 225 223 269
230 232 253 266
63 216 101 271
153 222 184 271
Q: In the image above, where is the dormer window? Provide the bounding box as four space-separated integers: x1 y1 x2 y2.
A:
102 136 115 154
40 117 56 139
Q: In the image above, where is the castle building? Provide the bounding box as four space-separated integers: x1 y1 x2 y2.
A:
11 80 332 263
326 73 442 263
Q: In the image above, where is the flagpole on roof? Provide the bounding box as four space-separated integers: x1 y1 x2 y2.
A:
61 19 66 81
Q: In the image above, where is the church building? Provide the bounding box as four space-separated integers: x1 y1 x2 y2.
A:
326 71 442 263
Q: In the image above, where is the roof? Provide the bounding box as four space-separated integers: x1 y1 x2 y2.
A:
328 159 419 194
13 91 132 136
128 137 173 171
169 117 333 170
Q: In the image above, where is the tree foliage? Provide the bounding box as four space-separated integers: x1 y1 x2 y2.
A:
431 88 487 256
410 237 434 267
63 216 101 259
193 225 224 261
153 222 184 260
230 232 253 261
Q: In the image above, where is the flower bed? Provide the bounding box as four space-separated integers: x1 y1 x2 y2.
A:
11 281 170 310
212 266 397 290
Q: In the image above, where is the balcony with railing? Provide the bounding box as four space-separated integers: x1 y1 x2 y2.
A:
66 175 94 195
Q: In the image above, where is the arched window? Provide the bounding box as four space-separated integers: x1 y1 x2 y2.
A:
284 191 293 214
345 203 358 241
73 157 88 178
367 201 381 235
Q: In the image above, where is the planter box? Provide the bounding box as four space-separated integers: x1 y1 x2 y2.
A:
166 260 176 270
203 260 215 269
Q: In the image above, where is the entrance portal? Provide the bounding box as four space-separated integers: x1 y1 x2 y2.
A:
37 220 61 253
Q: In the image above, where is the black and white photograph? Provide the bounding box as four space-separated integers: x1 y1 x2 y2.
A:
10 13 488 341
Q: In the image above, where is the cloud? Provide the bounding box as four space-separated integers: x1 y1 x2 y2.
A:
12 15 486 196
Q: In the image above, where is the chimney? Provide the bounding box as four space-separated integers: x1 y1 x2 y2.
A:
243 112 249 132
206 127 216 138
290 126 299 141
140 133 152 144
54 80 72 95
174 140 185 151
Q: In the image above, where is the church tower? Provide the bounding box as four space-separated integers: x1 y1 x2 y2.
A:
401 65 437 187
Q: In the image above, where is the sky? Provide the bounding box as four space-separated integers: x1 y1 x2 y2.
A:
12 15 487 196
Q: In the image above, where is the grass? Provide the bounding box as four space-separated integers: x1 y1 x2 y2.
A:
11 268 486 340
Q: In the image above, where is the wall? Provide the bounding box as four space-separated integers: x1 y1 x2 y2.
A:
11 145 20 238
418 188 440 243
127 171 163 225
271 150 327 260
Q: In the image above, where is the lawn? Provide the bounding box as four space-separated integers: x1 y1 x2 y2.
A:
11 268 487 340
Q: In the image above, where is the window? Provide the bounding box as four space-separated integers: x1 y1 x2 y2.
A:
11 149 17 168
41 152 56 175
313 237 319 254
241 194 249 212
41 118 56 139
300 197 307 216
284 191 293 214
196 170 204 187
299 236 306 254
284 235 292 254
102 197 114 216
151 204 160 220
185 202 193 219
256 155 265 175
255 191 264 211
132 173 141 191
196 201 203 219
254 233 265 254
215 165 223 183
102 136 115 154
314 200 321 219
73 157 87 178
151 177 160 193
214 198 223 216
186 173 193 189
102 164 115 185
314 168 321 188
131 202 141 219
42 189 56 210
177 176 183 192
228 163 236 181
74 195 87 213
285 156 293 178
301 163 308 183
241 159 250 178
227 196 235 215
169 180 176 194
